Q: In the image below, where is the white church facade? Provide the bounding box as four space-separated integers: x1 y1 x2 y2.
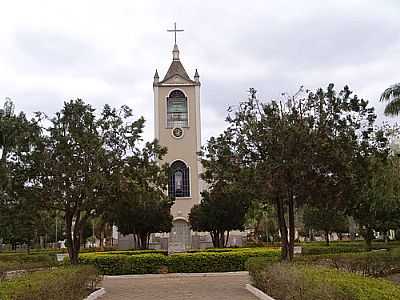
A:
152 43 204 251
116 26 246 250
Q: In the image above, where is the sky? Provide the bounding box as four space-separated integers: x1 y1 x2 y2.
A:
0 0 399 143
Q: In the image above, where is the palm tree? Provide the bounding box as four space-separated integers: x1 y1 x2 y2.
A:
380 83 400 116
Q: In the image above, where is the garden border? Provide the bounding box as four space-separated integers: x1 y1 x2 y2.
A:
84 287 106 300
104 271 249 279
246 284 276 300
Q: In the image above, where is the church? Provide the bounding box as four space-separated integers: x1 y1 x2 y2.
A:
116 25 245 250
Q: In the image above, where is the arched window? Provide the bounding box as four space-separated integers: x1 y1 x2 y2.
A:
169 160 190 198
167 90 188 128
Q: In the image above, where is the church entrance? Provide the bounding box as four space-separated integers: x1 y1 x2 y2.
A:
169 219 191 252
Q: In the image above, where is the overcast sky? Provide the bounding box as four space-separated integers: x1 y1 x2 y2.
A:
1 0 399 143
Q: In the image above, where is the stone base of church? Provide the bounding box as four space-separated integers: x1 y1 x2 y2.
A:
116 231 247 251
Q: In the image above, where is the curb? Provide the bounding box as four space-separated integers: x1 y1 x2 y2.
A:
246 284 276 300
104 271 249 279
84 287 106 300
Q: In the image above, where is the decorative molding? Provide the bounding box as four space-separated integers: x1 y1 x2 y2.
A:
246 284 276 300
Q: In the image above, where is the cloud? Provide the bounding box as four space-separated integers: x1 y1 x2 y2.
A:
0 0 399 143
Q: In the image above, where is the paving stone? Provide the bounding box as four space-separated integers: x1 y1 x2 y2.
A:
99 273 258 300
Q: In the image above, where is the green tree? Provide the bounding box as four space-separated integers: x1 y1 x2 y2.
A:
303 205 349 246
0 99 44 252
38 99 145 263
111 141 173 250
351 141 400 248
189 131 252 248
246 202 279 243
227 85 375 260
380 83 400 116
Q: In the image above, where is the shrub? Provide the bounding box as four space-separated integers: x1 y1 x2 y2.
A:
95 249 167 256
79 254 169 275
0 266 100 300
298 248 400 276
80 247 279 275
301 241 400 255
248 259 400 300
0 253 57 275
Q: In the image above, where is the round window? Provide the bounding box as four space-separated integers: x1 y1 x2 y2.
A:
172 127 184 139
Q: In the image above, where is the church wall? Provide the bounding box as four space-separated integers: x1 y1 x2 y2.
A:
156 84 201 220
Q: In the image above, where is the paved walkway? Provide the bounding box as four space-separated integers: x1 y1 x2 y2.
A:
99 272 258 300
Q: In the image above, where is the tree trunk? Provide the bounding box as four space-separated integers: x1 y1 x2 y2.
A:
210 231 221 248
100 229 104 251
325 230 330 246
383 231 389 244
65 212 83 265
365 226 373 251
137 233 149 250
65 213 76 264
219 231 225 248
288 193 295 260
276 197 289 260
225 231 230 248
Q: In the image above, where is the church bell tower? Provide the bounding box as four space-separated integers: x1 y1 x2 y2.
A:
153 23 202 250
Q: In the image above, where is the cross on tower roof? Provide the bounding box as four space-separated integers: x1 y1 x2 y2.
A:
167 22 184 45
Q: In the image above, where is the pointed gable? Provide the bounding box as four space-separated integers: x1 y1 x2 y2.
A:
161 60 193 83
159 44 195 84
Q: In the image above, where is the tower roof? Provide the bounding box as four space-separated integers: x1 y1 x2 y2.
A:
160 44 194 83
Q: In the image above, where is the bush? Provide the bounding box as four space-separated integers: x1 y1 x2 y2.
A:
95 249 167 256
301 241 400 255
298 248 400 276
248 259 400 300
80 247 279 275
0 266 100 300
80 254 169 275
0 253 57 275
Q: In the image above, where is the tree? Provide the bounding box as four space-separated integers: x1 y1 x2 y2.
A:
38 100 145 263
380 83 400 116
227 85 376 260
111 141 173 250
189 131 252 248
246 201 279 243
0 99 44 252
303 205 349 246
351 139 400 248
190 186 251 248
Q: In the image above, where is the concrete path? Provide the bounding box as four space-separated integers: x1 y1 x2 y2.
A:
99 272 258 300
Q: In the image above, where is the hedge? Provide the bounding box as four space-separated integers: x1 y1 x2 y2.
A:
94 249 167 256
79 248 280 275
248 259 400 300
301 241 400 255
0 266 100 300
